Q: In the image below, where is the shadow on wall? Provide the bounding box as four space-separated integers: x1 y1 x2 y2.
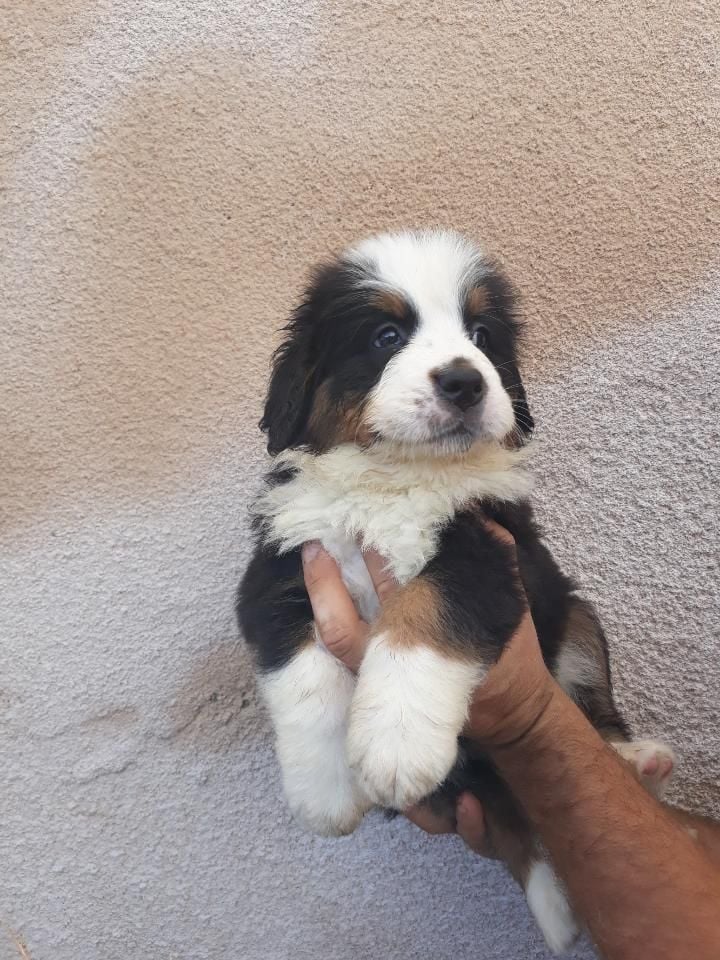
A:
3 1 719 526
164 642 265 751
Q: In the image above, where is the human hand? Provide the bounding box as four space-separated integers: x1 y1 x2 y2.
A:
302 526 555 748
403 790 491 854
300 541 397 673
300 524 556 845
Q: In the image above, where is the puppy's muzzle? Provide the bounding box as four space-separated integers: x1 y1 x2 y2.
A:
432 360 486 412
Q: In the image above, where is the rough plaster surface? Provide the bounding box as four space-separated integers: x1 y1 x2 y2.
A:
1 2 719 958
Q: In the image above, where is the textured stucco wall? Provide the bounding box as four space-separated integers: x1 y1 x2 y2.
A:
1 2 719 958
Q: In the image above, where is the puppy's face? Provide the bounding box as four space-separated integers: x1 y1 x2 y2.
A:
261 231 533 457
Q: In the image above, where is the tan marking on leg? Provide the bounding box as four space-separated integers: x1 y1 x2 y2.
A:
375 577 478 662
378 578 443 646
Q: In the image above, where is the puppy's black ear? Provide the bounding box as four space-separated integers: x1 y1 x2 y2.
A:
259 304 318 456
504 364 534 443
481 266 534 444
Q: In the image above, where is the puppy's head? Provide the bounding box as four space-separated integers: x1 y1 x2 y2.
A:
260 230 533 457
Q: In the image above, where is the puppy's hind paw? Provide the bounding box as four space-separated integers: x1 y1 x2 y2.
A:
613 739 675 798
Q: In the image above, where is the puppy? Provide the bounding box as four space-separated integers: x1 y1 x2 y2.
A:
237 230 675 954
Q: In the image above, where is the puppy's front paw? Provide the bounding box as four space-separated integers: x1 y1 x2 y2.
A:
347 698 459 809
347 637 482 809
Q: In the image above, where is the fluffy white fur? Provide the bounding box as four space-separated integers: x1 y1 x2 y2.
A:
351 230 484 302
259 441 532 587
346 634 485 809
351 231 514 447
260 642 371 836
525 860 579 954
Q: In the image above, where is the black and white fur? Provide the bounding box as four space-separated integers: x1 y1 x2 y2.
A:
237 230 675 954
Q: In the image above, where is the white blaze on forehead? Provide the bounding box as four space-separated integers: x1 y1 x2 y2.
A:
350 230 485 320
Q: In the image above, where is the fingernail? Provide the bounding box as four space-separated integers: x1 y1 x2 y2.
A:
302 541 322 563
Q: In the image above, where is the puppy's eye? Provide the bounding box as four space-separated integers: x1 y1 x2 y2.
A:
373 324 405 350
470 324 489 350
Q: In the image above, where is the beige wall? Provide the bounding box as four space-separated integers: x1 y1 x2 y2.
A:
3 1 718 526
1 2 718 958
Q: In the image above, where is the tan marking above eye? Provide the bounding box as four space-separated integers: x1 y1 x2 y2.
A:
466 285 490 315
371 289 409 319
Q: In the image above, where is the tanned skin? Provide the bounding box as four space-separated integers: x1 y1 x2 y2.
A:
300 526 720 960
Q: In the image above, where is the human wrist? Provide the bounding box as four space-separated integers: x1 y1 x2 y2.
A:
471 666 559 753
465 615 558 750
484 676 563 756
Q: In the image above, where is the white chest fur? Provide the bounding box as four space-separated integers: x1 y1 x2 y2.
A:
256 442 532 620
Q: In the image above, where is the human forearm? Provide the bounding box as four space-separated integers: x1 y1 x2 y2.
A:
490 684 720 960
300 532 720 957
665 805 720 868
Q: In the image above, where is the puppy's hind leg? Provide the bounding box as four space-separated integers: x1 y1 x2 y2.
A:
525 860 580 955
462 763 581 957
261 637 371 836
556 598 676 802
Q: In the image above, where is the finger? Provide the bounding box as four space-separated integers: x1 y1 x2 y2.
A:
455 792 487 854
482 519 528 601
363 549 399 604
483 518 516 548
404 803 456 835
302 542 369 672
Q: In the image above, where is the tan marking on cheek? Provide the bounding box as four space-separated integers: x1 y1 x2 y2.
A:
339 401 374 447
466 285 490 315
307 381 374 449
306 381 337 445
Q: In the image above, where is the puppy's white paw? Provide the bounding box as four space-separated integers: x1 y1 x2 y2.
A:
262 643 370 837
613 739 675 798
347 700 460 809
284 765 371 837
526 860 580 955
347 637 482 809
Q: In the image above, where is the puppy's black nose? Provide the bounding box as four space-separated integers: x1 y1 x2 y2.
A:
433 362 486 411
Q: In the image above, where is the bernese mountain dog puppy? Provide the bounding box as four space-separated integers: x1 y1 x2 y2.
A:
237 230 675 954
